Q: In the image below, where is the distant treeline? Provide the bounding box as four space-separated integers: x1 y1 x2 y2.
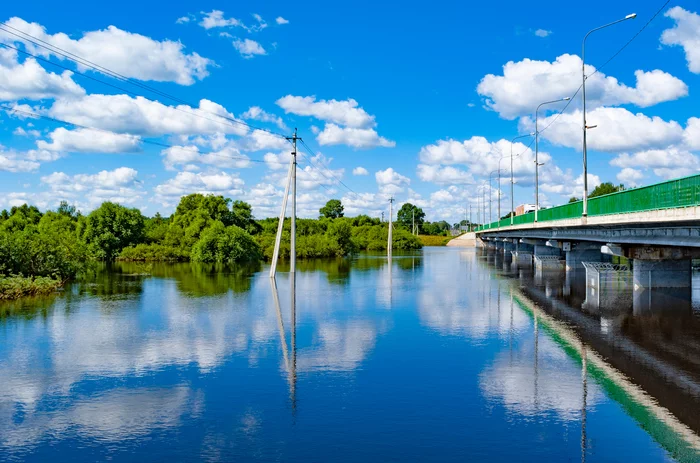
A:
0 195 432 297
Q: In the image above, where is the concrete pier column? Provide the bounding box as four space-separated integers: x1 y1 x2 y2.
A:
534 245 562 257
534 244 564 272
565 244 609 272
512 241 533 268
632 259 692 289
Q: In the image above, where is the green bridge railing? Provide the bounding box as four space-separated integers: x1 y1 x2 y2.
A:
475 173 700 231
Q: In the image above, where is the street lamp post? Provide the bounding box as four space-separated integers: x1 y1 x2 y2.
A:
510 133 535 226
490 168 507 227
535 97 570 222
582 13 636 217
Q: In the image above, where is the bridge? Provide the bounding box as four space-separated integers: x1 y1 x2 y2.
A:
474 174 700 298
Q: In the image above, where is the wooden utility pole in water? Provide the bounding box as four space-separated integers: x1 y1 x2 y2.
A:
388 197 394 257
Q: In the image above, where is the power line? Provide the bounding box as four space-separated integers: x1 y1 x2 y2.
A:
0 104 285 166
297 139 363 200
0 25 288 139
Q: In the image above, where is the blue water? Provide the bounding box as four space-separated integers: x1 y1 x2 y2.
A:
0 248 697 461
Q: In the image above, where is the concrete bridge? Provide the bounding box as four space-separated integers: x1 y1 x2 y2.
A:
475 174 700 297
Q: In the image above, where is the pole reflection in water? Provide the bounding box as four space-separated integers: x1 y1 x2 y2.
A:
581 343 588 463
270 276 297 410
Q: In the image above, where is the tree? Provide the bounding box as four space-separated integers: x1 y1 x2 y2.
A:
319 199 344 219
190 221 262 263
568 197 580 203
57 201 78 218
589 182 624 198
396 203 425 231
84 202 145 260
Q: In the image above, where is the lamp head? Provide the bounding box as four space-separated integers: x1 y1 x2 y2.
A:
625 13 637 20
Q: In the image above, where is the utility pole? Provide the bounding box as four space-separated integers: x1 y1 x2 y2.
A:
412 209 415 235
388 197 394 257
381 211 384 222
269 128 301 278
469 204 472 232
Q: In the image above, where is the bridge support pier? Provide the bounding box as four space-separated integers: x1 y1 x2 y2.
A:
534 244 564 272
632 259 692 290
565 243 609 272
511 241 533 268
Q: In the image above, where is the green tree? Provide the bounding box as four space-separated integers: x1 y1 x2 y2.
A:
190 221 262 263
568 197 580 203
319 199 344 219
325 219 355 256
396 203 425 231
57 201 78 218
84 202 145 260
589 182 624 198
165 194 236 252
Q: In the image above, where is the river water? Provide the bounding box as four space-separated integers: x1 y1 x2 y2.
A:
2 247 700 462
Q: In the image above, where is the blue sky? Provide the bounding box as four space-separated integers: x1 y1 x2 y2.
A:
0 0 698 222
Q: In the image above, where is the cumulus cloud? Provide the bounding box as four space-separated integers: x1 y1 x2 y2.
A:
416 164 474 185
477 54 687 119
375 167 410 195
526 107 685 152
154 171 245 206
316 123 395 149
352 166 368 176
0 48 84 101
241 106 288 131
198 10 244 29
40 167 143 208
611 147 700 180
0 148 61 172
661 7 700 73
160 145 251 171
233 38 266 58
48 94 247 137
37 127 141 153
276 95 375 128
617 167 645 187
276 17 290 25
0 17 213 85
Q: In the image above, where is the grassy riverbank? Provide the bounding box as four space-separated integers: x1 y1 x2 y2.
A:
0 275 62 300
418 235 451 246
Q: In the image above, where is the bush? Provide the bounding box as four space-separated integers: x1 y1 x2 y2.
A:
419 235 451 246
118 243 189 261
0 275 62 300
190 222 262 263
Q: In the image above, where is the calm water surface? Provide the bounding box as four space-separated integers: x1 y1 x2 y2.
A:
2 248 700 462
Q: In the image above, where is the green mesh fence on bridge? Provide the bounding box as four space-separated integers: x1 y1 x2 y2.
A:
476 173 700 231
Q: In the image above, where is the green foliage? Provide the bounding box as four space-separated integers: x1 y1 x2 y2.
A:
84 202 145 260
421 220 451 236
319 199 344 219
397 203 425 230
568 197 580 203
419 235 451 246
325 219 355 256
190 221 262 263
118 243 189 261
0 275 62 300
590 182 624 198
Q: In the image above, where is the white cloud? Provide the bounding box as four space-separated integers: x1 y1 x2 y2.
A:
661 7 700 73
0 147 62 172
37 127 141 153
40 167 143 208
534 29 551 38
13 126 40 137
233 38 266 58
477 54 687 119
250 14 268 32
352 166 369 176
0 17 213 85
199 10 244 29
160 145 251 171
683 117 700 150
416 164 474 185
241 106 288 131
375 167 410 195
154 171 245 206
175 16 190 24
611 147 700 180
617 167 644 187
276 17 290 25
240 129 289 151
0 48 84 101
275 95 375 128
48 94 248 137
316 123 395 149
528 107 685 152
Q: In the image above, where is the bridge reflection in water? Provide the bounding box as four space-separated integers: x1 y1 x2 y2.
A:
479 246 700 462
